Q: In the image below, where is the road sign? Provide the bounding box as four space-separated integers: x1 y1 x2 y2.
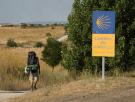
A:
92 11 115 57
92 11 115 80
92 34 115 57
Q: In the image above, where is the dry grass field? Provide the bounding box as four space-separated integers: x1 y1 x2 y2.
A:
0 47 69 90
0 26 69 91
1 26 135 102
0 26 65 46
8 76 135 102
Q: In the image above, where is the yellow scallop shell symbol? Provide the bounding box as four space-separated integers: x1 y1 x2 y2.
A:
96 15 111 30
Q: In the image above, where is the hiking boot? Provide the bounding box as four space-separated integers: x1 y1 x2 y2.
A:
31 84 34 92
34 85 37 90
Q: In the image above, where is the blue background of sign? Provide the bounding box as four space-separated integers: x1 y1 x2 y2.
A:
92 11 115 34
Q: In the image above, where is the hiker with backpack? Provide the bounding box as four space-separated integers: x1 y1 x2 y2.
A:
25 51 40 91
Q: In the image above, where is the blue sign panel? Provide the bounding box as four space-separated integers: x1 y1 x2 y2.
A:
92 11 115 34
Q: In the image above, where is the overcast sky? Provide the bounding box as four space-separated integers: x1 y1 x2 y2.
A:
0 0 73 24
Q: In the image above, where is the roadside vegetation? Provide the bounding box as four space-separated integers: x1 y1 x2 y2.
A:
0 48 69 91
0 25 67 91
9 75 135 102
42 37 62 72
61 0 135 75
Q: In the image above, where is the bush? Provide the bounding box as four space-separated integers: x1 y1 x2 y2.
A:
34 41 44 48
20 23 27 29
7 39 18 47
42 37 62 72
46 33 52 37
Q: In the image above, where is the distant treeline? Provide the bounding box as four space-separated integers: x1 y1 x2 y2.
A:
0 23 66 28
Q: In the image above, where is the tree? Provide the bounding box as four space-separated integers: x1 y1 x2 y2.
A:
62 0 85 74
62 0 135 74
42 37 62 72
62 0 102 74
118 0 135 70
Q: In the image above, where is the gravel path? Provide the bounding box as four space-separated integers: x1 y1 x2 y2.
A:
0 91 29 102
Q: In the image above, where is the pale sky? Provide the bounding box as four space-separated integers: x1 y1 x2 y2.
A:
0 0 73 24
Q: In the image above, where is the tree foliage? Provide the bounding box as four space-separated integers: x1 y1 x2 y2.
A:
62 0 135 73
42 37 62 71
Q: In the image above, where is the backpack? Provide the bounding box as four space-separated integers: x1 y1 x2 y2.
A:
27 51 38 73
28 51 37 65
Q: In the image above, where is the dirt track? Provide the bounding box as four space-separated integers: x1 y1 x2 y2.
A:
0 91 28 102
44 86 135 102
1 86 135 102
0 86 135 102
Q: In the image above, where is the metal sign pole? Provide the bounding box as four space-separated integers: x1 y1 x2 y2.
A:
102 57 105 80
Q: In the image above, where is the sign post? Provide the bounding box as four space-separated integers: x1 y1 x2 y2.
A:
92 11 115 80
102 57 105 80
